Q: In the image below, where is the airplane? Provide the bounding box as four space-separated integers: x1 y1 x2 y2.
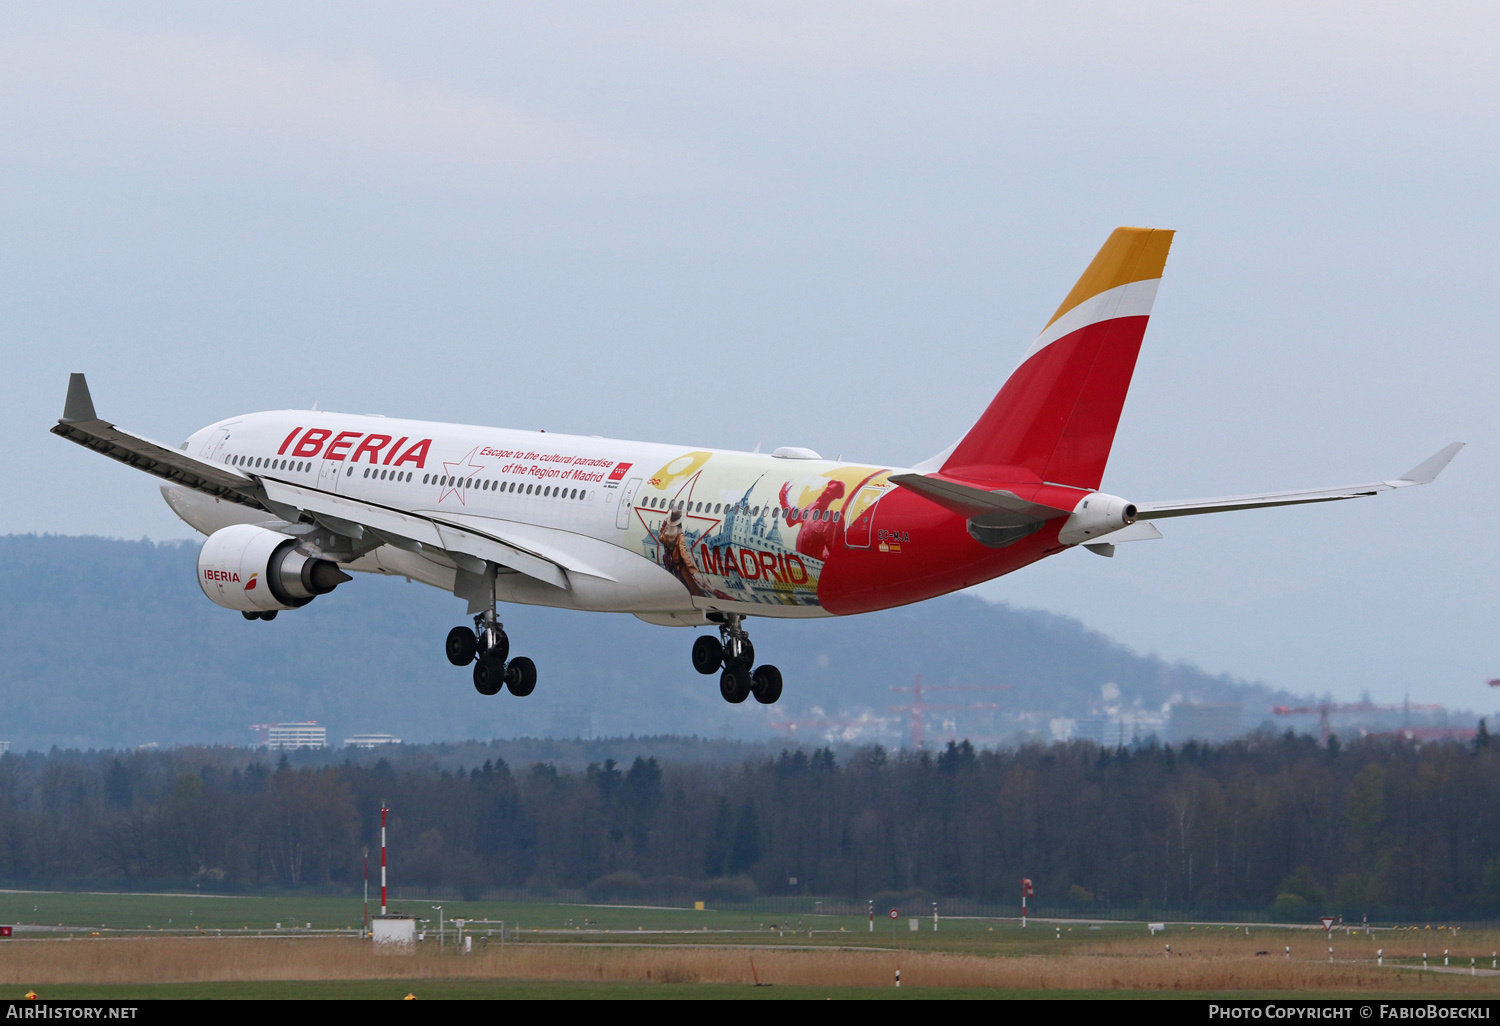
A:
51 227 1462 707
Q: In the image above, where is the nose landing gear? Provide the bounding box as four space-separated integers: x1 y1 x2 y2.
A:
446 604 537 698
694 615 782 705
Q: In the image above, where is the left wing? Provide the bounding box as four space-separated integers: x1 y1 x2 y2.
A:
50 373 266 510
1135 443 1463 520
51 373 574 593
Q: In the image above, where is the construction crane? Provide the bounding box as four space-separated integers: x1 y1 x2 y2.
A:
890 676 1012 750
1272 699 1443 747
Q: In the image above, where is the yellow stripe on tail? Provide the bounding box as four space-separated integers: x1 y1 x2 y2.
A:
1044 227 1174 330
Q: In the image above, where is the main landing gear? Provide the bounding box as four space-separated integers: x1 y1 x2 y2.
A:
692 615 782 705
446 611 537 698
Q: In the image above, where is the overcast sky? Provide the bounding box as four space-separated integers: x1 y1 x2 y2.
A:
3 2 1496 712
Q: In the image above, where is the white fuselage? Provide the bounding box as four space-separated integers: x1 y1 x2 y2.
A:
165 410 902 624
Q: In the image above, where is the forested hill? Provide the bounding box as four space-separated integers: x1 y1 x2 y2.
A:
0 534 1284 750
4 735 1496 918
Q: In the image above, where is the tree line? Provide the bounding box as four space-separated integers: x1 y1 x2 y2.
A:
2 729 1499 919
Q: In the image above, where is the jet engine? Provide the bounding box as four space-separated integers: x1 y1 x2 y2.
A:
1056 492 1138 546
197 524 351 613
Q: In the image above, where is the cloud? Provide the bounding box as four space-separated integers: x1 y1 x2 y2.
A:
0 19 676 185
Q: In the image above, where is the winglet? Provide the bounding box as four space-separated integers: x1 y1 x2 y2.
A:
62 373 98 423
1395 442 1464 486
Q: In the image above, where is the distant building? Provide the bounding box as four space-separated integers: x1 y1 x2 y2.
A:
0 741 10 755
250 722 327 750
344 733 402 749
1168 703 1243 744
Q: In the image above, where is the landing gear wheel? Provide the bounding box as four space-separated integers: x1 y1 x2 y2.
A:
445 626 477 666
504 656 537 697
473 650 506 695
692 635 724 675
751 664 783 705
720 666 752 704
242 611 258 621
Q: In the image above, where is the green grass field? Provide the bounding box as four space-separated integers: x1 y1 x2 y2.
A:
0 887 1137 951
4 889 1497 999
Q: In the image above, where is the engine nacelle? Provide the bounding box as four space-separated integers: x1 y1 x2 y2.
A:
1056 492 1138 546
197 524 351 613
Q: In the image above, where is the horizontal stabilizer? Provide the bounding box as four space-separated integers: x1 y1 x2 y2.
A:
1092 521 1163 544
888 473 1070 524
1136 443 1464 521
1083 521 1162 557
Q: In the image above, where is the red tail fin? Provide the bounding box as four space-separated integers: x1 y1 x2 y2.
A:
942 228 1174 489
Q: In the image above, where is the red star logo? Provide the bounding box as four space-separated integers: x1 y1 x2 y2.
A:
637 470 722 547
438 447 486 505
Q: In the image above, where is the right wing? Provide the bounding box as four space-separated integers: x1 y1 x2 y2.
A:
1135 443 1463 520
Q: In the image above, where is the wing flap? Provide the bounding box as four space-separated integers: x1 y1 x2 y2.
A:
428 511 621 583
260 480 569 590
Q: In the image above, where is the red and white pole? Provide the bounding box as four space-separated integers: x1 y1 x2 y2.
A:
1022 878 1033 928
380 803 388 916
